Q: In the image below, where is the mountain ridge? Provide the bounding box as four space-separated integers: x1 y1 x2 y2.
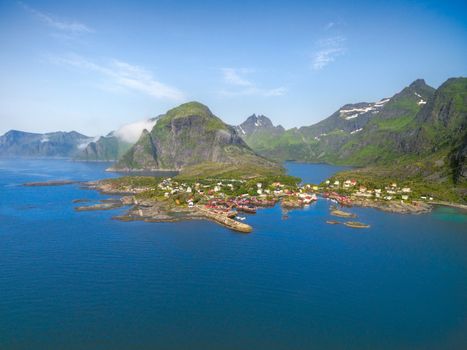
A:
0 130 92 158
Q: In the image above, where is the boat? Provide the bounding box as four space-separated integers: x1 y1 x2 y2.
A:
344 221 370 229
227 210 237 218
250 198 276 207
237 205 257 214
302 194 317 204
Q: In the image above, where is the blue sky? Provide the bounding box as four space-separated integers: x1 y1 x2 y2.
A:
0 0 466 136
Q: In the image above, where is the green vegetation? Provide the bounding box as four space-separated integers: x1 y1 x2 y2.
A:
384 96 419 115
100 172 301 209
372 115 414 131
157 101 227 132
101 176 161 188
332 156 466 203
176 159 285 181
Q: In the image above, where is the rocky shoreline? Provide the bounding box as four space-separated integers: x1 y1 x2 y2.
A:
79 182 253 233
112 199 252 233
22 178 463 233
78 181 431 233
429 201 467 211
350 198 432 214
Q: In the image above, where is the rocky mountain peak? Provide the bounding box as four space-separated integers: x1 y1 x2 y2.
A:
236 114 284 137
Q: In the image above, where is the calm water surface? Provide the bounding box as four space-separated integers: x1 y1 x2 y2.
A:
0 159 466 349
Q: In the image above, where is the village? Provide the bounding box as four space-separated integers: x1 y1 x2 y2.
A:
75 173 437 233
151 175 434 211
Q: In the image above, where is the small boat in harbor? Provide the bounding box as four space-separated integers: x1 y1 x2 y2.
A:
344 221 370 229
227 210 237 218
237 205 257 214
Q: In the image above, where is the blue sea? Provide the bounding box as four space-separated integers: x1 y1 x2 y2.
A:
0 159 466 349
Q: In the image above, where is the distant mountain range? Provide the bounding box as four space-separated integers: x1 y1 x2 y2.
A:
0 130 92 158
0 77 465 196
0 118 159 161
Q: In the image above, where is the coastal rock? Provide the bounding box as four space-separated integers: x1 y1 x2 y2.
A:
351 199 432 214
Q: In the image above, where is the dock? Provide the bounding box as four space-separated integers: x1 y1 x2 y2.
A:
196 207 252 233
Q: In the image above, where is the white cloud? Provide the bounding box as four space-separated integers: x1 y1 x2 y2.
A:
220 68 286 97
311 36 346 70
51 54 185 101
114 118 158 143
325 22 335 30
19 2 93 33
219 86 287 97
222 68 253 87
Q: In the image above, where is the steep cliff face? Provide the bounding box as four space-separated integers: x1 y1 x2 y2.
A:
451 137 467 185
0 130 92 157
404 78 467 156
112 102 282 176
405 77 467 186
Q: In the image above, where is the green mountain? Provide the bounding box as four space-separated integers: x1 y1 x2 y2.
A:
325 79 436 165
237 79 436 164
111 102 283 178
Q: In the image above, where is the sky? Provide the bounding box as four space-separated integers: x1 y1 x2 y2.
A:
0 0 466 136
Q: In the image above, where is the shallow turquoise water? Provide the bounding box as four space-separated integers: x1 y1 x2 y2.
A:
0 159 466 349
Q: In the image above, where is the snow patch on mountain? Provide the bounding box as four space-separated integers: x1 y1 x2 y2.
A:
339 98 390 120
350 128 363 134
